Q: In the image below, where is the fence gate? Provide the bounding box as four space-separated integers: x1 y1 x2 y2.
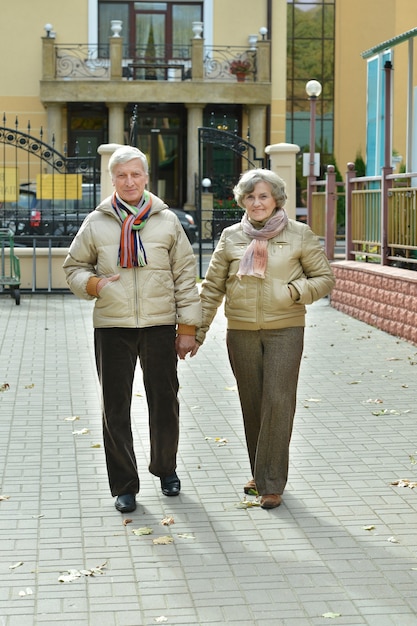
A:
196 126 267 277
0 116 99 250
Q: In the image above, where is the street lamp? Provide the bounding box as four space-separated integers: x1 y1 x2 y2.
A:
305 79 322 226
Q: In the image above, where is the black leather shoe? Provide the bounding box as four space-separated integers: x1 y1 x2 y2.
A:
115 494 136 513
161 472 181 496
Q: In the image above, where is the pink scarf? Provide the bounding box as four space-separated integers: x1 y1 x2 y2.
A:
237 209 289 279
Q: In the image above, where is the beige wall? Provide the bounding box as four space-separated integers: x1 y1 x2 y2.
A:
335 0 417 173
212 0 268 46
3 0 417 189
0 0 88 132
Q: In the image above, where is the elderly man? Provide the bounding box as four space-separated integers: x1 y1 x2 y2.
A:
63 146 201 513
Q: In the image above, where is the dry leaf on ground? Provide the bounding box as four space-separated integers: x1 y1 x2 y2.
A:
152 535 174 545
58 561 107 583
132 527 153 536
391 479 417 489
73 428 90 435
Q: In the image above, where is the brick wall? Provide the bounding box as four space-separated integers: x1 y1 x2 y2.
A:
330 261 417 346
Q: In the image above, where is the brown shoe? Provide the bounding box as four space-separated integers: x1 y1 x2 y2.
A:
260 494 281 509
243 479 258 495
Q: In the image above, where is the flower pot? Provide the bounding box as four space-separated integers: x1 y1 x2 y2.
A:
235 73 246 82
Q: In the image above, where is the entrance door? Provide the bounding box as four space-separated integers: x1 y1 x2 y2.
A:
130 106 185 207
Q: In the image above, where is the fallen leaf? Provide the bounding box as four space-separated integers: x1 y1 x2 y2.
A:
349 380 362 385
387 536 399 543
322 612 341 619
91 443 101 448
73 428 90 435
215 437 228 446
154 617 168 623
58 561 107 583
32 514 45 519
152 535 174 545
134 391 143 397
161 516 175 526
305 398 321 402
177 533 195 539
363 398 383 404
64 416 80 422
225 385 238 391
363 525 375 531
0 383 10 392
18 588 33 597
132 527 153 536
123 518 133 526
391 478 417 489
24 383 35 389
235 498 261 509
9 562 23 570
0 495 10 501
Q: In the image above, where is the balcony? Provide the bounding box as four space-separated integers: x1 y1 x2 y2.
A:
40 37 272 107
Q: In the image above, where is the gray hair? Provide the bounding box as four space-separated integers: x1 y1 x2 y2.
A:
233 168 287 209
108 146 149 176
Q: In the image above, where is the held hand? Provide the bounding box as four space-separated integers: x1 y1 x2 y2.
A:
175 335 200 360
97 274 120 294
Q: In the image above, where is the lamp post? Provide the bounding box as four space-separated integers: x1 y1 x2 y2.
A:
305 79 322 226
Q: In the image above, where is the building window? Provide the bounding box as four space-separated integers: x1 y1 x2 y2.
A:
99 1 202 59
286 0 335 171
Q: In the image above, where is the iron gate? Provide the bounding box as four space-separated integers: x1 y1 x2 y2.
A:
196 126 267 277
0 117 99 249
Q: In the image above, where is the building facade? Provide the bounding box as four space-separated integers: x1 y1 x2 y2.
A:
1 0 417 214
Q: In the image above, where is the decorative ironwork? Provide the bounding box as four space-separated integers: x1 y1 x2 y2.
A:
0 119 92 173
199 127 263 165
203 46 256 80
55 44 110 79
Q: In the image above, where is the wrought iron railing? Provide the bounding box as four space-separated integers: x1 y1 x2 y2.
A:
55 44 110 79
48 42 265 82
203 46 256 81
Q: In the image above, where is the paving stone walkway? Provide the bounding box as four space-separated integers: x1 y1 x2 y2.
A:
1 293 417 626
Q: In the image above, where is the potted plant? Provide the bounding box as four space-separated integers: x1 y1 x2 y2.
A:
229 59 251 82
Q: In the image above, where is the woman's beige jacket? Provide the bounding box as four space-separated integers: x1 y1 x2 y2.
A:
63 194 201 330
196 218 335 344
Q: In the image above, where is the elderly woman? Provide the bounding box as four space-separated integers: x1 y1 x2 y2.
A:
196 169 335 509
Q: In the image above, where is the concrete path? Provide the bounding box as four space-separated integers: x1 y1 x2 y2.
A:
1 294 417 625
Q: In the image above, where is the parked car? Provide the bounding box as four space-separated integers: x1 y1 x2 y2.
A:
1 184 198 245
169 208 198 244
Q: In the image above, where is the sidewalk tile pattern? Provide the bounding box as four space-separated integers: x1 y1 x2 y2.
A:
1 294 417 625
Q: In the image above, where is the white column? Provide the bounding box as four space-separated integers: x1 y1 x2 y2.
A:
184 104 204 211
265 143 300 220
248 105 267 158
107 103 125 145
46 103 63 151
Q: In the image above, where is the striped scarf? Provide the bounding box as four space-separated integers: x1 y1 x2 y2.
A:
112 191 152 268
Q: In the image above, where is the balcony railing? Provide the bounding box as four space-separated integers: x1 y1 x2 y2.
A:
56 44 110 79
42 37 271 82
